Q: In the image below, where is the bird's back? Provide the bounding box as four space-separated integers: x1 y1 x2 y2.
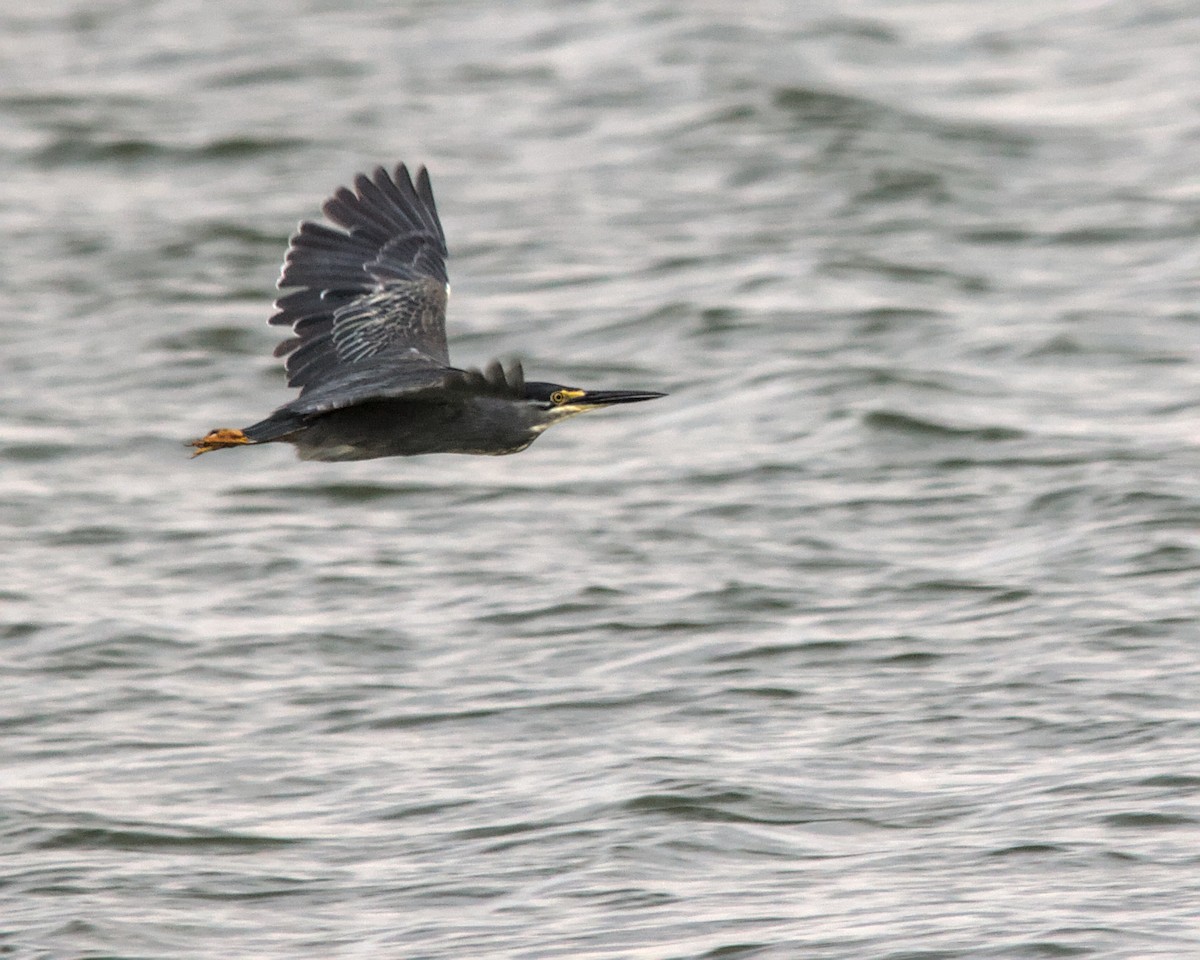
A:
285 394 541 461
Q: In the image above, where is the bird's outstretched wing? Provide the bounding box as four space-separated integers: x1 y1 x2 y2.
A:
269 163 451 393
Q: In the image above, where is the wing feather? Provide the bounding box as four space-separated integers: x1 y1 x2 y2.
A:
269 163 452 393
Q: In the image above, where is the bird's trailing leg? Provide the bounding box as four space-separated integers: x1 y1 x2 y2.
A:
189 428 255 457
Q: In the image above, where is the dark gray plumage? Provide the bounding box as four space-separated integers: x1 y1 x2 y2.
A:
271 164 450 386
190 163 664 461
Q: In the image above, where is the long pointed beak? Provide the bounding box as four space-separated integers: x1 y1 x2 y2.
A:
579 389 667 407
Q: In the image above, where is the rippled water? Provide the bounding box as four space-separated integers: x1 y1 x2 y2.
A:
4 1 1200 957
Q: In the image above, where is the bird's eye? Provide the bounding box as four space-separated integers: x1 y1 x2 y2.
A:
550 390 567 405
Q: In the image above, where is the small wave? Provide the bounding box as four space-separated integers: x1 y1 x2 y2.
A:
987 842 1068 858
0 441 77 463
33 134 307 167
862 409 1024 441
28 820 297 853
772 85 886 130
156 325 264 355
1103 812 1196 829
821 253 989 292
771 82 1036 155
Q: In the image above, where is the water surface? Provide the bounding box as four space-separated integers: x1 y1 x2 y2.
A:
3 1 1200 957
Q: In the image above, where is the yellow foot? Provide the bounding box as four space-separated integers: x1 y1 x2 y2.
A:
189 428 252 457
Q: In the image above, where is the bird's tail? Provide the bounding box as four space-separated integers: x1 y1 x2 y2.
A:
188 428 256 457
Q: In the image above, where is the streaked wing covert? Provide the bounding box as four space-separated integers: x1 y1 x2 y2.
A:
286 357 526 418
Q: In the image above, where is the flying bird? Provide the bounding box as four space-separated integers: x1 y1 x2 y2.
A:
190 163 664 461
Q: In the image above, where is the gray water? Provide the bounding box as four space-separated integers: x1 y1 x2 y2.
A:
4 1 1200 957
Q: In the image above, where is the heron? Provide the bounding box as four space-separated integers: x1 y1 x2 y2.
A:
190 163 665 461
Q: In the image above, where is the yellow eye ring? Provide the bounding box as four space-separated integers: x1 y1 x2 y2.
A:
551 390 567 404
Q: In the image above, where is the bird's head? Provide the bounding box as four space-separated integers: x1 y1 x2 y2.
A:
522 381 666 429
